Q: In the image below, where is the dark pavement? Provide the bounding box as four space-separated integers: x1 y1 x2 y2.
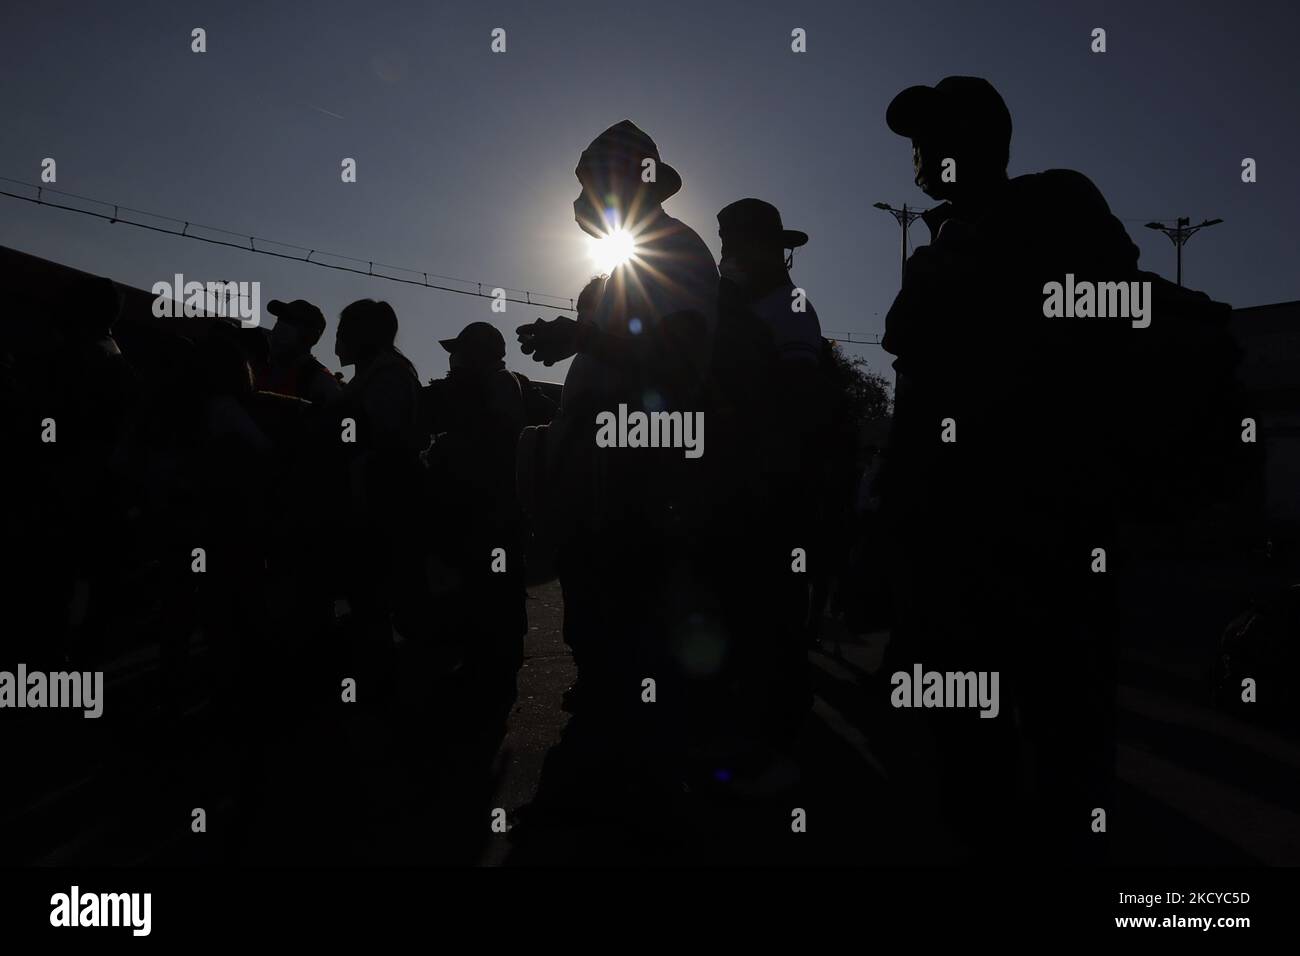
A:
8 567 1300 866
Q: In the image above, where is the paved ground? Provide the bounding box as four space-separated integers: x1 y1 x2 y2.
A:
9 564 1300 866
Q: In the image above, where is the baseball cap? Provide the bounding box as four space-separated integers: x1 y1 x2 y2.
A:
440 322 506 362
886 76 1012 149
267 299 327 341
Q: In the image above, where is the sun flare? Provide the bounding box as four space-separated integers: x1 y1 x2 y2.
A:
587 227 638 274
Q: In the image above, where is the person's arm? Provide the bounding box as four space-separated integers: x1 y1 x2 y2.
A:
517 309 709 398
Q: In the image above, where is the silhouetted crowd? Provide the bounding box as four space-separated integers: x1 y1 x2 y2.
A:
3 76 1257 865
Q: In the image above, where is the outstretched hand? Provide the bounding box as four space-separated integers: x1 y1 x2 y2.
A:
517 316 579 366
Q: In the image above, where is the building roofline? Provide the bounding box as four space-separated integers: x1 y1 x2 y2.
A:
1232 300 1300 314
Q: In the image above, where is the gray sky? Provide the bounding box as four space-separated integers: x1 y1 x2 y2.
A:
2 0 1296 384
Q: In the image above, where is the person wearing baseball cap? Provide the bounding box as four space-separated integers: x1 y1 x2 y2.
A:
264 297 340 406
886 75 1013 207
439 321 507 372
879 76 1142 865
882 74 1135 270
427 320 521 438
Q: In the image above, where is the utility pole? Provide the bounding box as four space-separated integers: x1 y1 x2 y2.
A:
1144 217 1223 287
874 202 925 283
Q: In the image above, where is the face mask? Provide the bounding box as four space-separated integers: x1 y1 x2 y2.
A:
573 197 603 238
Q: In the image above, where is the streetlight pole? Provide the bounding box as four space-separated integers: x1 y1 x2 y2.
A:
1144 217 1223 287
874 202 925 283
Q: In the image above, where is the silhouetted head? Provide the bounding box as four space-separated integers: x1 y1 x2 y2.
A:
886 76 1012 202
717 198 808 289
440 321 506 373
335 299 398 368
268 298 327 361
63 275 123 341
573 120 681 238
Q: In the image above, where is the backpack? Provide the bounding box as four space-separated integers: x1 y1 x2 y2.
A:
1112 272 1257 520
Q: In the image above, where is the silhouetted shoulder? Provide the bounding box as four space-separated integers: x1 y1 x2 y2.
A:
1014 168 1115 216
660 214 721 286
1011 168 1138 267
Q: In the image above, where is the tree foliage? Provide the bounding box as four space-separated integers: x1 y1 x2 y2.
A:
825 342 892 430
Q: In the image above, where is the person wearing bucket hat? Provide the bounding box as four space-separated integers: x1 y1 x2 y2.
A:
878 76 1144 864
515 117 716 503
517 119 716 376
263 297 340 406
571 119 683 237
510 120 718 808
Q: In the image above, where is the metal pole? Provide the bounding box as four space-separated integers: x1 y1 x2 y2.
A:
1177 217 1187 286
1144 216 1221 288
874 202 924 287
900 204 908 283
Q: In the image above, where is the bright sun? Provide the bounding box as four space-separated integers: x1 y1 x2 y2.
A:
588 228 637 274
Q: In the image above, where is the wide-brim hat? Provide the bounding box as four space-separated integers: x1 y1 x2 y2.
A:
577 119 682 202
717 198 808 249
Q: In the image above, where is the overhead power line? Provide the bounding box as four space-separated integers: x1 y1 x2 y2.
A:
0 177 578 313
1 177 892 346
824 331 882 346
